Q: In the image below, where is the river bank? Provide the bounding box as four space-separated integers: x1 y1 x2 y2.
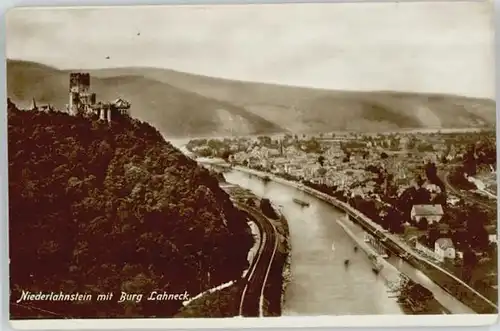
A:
221 168 405 315
336 217 403 284
214 163 481 314
220 183 292 316
262 203 292 316
270 201 293 313
336 218 447 315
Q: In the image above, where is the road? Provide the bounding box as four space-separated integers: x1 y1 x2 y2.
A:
306 175 496 312
235 203 279 317
304 187 493 313
331 181 496 311
383 228 497 311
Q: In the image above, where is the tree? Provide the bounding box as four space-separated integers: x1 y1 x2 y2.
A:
245 198 256 207
317 167 327 176
257 136 272 146
464 204 489 249
221 150 232 162
385 208 404 233
424 162 445 194
366 164 379 174
463 247 477 266
407 136 416 149
317 155 325 166
260 198 279 219
462 146 478 176
415 175 425 187
431 192 447 205
8 104 254 318
414 187 431 204
417 217 428 230
427 225 440 247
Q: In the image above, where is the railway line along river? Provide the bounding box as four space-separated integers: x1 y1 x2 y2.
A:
223 169 475 316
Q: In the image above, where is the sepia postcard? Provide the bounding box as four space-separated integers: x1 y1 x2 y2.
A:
5 1 498 329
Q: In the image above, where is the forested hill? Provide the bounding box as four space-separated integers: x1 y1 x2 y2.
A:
8 99 253 318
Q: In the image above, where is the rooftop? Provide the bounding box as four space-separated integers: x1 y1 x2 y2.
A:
411 204 444 216
435 237 454 250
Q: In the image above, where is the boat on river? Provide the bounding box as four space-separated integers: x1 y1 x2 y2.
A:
293 198 310 207
364 233 371 243
372 262 383 274
368 254 384 274
364 233 389 258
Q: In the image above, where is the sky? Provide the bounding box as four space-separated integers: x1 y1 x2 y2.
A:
6 1 495 99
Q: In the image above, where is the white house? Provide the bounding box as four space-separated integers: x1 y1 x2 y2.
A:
434 238 456 262
486 225 497 244
410 204 444 225
446 195 460 206
423 183 441 194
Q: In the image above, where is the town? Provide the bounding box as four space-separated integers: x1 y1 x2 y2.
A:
186 129 498 312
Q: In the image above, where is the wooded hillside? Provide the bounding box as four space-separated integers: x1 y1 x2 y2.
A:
8 100 253 318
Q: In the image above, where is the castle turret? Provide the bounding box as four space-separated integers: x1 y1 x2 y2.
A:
68 72 92 116
99 107 106 121
30 97 38 111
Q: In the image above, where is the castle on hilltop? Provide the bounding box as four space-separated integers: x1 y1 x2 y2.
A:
68 73 95 116
67 72 131 122
30 72 131 123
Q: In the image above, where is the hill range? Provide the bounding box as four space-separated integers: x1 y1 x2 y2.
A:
7 59 496 138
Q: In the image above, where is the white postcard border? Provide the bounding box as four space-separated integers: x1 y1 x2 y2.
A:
2 1 500 331
10 314 500 329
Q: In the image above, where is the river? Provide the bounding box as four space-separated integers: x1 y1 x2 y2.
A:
223 169 476 315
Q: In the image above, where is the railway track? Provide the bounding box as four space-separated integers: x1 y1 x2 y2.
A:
236 204 279 317
443 171 496 212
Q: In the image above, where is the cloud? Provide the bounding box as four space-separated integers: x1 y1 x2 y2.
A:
5 2 494 99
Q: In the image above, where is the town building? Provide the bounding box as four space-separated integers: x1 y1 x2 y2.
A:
410 204 444 224
486 225 498 244
434 238 456 262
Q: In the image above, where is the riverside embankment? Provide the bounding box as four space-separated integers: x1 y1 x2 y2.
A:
336 217 448 314
220 167 405 315
336 217 402 286
202 161 478 315
220 183 291 316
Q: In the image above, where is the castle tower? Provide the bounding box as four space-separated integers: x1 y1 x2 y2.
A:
90 93 97 105
30 97 38 111
106 106 112 122
69 73 91 116
99 106 106 121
